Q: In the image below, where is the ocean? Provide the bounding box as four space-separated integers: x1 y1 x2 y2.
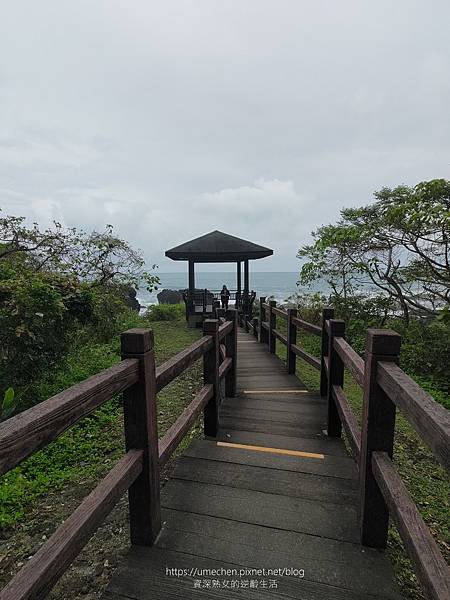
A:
137 272 327 307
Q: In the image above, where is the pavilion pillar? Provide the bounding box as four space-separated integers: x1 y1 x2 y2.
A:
188 261 195 310
236 262 242 295
243 259 249 319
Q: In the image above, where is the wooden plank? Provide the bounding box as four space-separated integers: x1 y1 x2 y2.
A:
372 452 450 600
0 359 139 476
183 439 358 480
332 385 361 459
1 450 143 600
333 337 364 388
163 509 397 597
173 456 359 505
161 479 359 543
377 362 450 473
219 405 326 428
291 345 321 370
221 396 327 416
217 429 349 457
158 513 401 599
158 385 213 466
219 415 325 440
155 336 213 392
292 316 321 336
237 391 322 403
105 545 388 600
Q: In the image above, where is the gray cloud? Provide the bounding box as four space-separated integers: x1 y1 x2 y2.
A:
1 0 450 271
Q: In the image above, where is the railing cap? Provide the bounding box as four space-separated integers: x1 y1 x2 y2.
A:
203 319 219 333
366 329 401 355
121 328 154 353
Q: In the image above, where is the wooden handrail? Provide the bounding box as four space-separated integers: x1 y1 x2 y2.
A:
0 359 140 476
377 362 450 472
158 384 213 466
272 329 288 345
333 337 364 387
218 320 233 340
253 297 449 599
0 314 239 600
155 336 213 392
292 316 321 336
219 357 232 379
272 306 287 318
262 302 270 311
372 452 450 600
332 385 361 459
291 345 321 370
0 449 143 600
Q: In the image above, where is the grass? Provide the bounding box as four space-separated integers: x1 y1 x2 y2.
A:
0 312 202 531
274 330 450 600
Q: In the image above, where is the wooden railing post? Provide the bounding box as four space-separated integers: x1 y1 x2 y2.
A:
203 319 220 437
121 328 160 546
320 308 334 397
286 308 297 374
326 319 345 437
268 300 277 354
252 317 258 339
225 309 238 397
360 329 401 548
259 297 267 344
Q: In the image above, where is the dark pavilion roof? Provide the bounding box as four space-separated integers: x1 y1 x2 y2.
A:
165 230 273 262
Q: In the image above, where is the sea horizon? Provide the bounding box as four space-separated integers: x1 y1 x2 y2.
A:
138 271 327 306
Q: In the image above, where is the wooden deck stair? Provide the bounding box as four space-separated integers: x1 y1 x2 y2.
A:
103 329 401 600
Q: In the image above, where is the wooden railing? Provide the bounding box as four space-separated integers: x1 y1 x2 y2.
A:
252 300 450 600
0 311 238 600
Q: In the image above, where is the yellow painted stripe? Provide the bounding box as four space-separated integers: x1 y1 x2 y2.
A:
242 389 309 394
217 441 324 459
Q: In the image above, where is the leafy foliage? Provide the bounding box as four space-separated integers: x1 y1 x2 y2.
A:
298 179 450 324
0 212 159 414
145 303 185 321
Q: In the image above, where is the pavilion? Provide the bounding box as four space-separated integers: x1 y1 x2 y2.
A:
165 230 273 327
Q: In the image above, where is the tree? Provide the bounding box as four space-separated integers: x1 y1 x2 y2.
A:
298 179 450 324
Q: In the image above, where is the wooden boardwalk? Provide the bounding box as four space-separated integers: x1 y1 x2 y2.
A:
103 329 401 600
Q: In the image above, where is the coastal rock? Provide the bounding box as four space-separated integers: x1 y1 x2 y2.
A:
157 289 184 304
124 286 141 311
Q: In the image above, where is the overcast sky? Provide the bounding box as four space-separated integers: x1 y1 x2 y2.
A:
1 1 450 272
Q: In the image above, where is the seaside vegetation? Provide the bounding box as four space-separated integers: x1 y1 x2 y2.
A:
0 214 203 531
0 213 203 594
290 178 450 600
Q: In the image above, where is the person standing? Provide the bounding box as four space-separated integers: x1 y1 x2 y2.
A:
220 285 230 310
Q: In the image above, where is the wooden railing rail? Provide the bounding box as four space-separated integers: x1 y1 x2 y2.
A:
333 336 364 388
292 316 321 336
251 297 450 599
0 360 140 477
372 451 450 600
272 306 287 319
377 362 450 472
155 336 213 392
0 313 238 600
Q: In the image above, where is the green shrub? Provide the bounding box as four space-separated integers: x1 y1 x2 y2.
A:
145 303 185 321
